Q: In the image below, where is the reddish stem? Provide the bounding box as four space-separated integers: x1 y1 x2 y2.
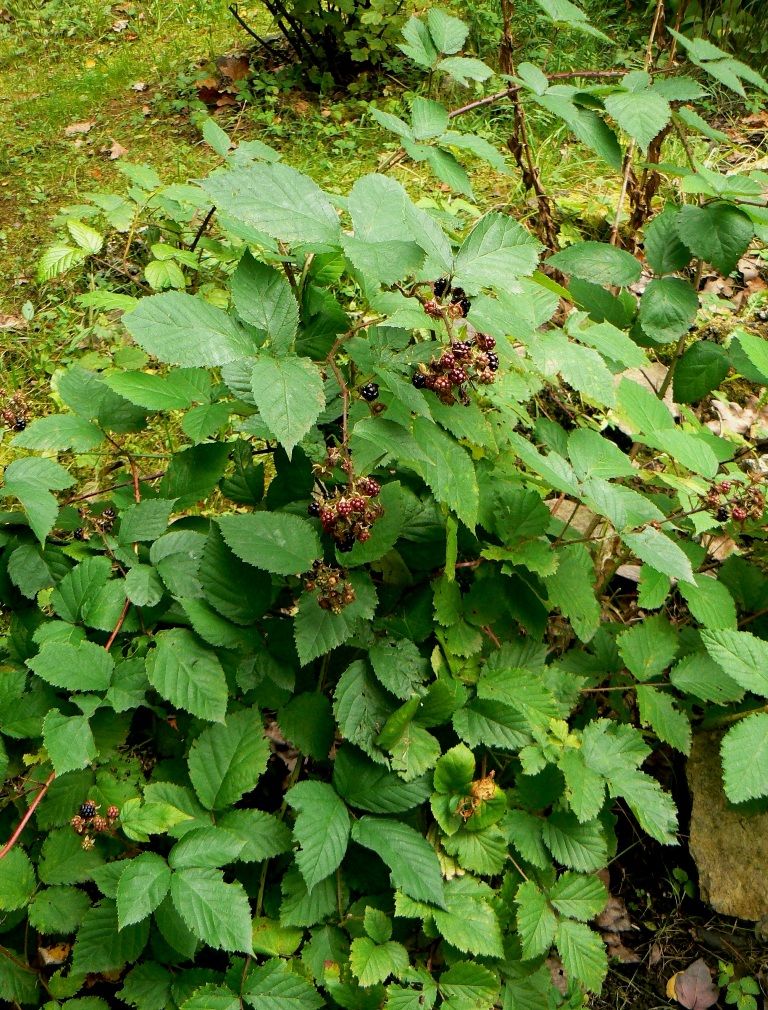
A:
0 773 56 860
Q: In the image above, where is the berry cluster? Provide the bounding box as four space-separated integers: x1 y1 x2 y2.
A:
71 801 119 850
0 391 28 433
308 476 384 552
313 444 353 481
705 475 766 524
423 279 472 320
73 505 116 542
304 561 356 613
412 333 499 405
360 382 379 402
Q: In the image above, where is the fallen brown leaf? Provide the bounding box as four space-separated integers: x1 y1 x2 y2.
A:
668 959 719 1010
112 18 129 31
217 53 250 80
0 313 26 330
595 895 632 933
130 81 148 92
103 139 128 160
64 120 95 136
38 942 71 966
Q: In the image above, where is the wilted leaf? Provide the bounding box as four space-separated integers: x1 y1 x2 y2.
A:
64 121 95 136
668 959 719 1010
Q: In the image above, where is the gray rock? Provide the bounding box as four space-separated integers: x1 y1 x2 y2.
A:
687 730 768 920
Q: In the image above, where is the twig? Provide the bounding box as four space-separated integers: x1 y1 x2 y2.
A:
228 3 281 59
189 206 216 252
0 772 56 860
105 599 132 652
64 470 165 506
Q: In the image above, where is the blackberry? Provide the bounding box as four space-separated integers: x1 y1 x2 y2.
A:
103 507 116 521
475 352 490 369
70 815 85 835
337 499 354 517
476 333 496 351
359 477 381 497
487 352 499 372
433 376 452 395
308 501 321 517
717 481 732 494
732 505 747 522
433 277 450 297
357 528 371 543
448 368 467 386
12 418 26 432
716 506 729 522
360 382 379 402
412 372 427 389
439 353 456 370
92 815 108 833
349 497 366 512
80 801 97 820
451 288 471 316
451 340 472 359
73 528 86 541
337 534 356 553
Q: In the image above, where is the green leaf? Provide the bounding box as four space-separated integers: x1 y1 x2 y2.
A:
201 524 271 624
636 686 691 754
453 213 542 293
232 250 299 353
170 867 253 954
617 614 678 681
543 544 600 642
477 666 559 730
436 57 494 85
722 713 768 803
2 457 74 544
621 527 695 584
700 629 768 696
188 708 269 810
541 812 607 872
0 848 35 911
28 639 113 692
12 414 104 452
439 962 499 1010
181 984 240 1010
38 828 103 885
124 564 165 607
124 291 258 367
252 918 304 957
43 710 97 774
549 872 607 921
219 511 320 577
104 368 210 411
677 203 754 274
38 242 87 280
296 572 377 666
279 693 334 760
426 8 467 53
168 827 246 868
286 781 350 890
350 936 409 986
410 416 478 528
669 652 743 704
607 766 678 844
673 341 730 403
453 699 529 751
365 906 393 944
118 498 176 544
389 722 441 782
214 810 293 862
643 209 692 275
548 241 641 286
280 866 337 928
72 899 150 975
242 957 324 1010
203 162 342 247
410 97 450 141
515 880 556 959
638 277 698 343
442 825 508 876
604 89 671 151
351 816 445 908
333 746 432 813
369 638 428 700
159 442 229 510
116 853 171 929
147 628 228 723
28 885 91 935
433 743 475 794
399 15 439 69
555 918 607 991
679 575 737 630
559 749 606 823
249 355 325 457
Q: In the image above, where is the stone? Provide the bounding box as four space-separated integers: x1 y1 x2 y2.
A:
687 730 768 920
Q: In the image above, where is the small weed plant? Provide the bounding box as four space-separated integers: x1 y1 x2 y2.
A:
3 4 768 1008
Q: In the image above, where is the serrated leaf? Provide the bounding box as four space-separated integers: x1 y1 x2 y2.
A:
721 713 768 803
2 456 74 544
28 638 114 692
181 984 240 1010
555 918 607 991
38 242 87 280
0 848 35 911
286 781 350 890
541 812 607 872
352 816 445 908
168 827 245 869
72 899 150 974
643 209 692 275
621 527 695 584
431 879 504 958
369 638 428 700
333 746 432 814
170 867 253 954
146 628 228 723
558 749 606 823
188 708 269 810
439 962 499 1010
515 880 556 959
700 628 768 696
443 825 508 876
410 417 478 528
296 573 377 666
124 291 258 366
243 957 324 1010
279 693 334 760
673 342 730 404
216 809 293 862
28 885 91 935
350 937 409 986
604 89 670 150
638 277 698 343
218 512 321 576
116 853 171 929
453 213 542 293
119 961 173 1010
232 250 299 353
548 872 607 921
43 710 97 774
617 614 678 681
636 686 691 754
12 414 104 452
549 241 641 286
677 203 754 275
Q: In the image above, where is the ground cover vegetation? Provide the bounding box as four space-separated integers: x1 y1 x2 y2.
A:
1 0 768 1008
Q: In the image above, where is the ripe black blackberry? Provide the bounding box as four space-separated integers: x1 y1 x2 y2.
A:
451 288 471 316
360 382 379 402
79 801 97 820
716 506 729 522
451 340 472 359
12 418 26 432
433 277 450 297
412 372 427 389
307 501 321 517
337 534 356 553
487 352 499 372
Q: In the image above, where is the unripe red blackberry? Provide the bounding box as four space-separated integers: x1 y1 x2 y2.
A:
449 368 467 386
732 505 747 521
360 382 379 402
476 333 496 350
359 477 381 497
478 368 495 384
412 372 427 389
92 815 108 833
451 340 472 359
433 376 451 394
308 501 321 517
349 497 366 513
319 506 336 525
439 353 456 370
424 299 442 317
475 352 489 369
718 481 732 493
357 528 371 542
79 801 97 820
337 499 354 517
